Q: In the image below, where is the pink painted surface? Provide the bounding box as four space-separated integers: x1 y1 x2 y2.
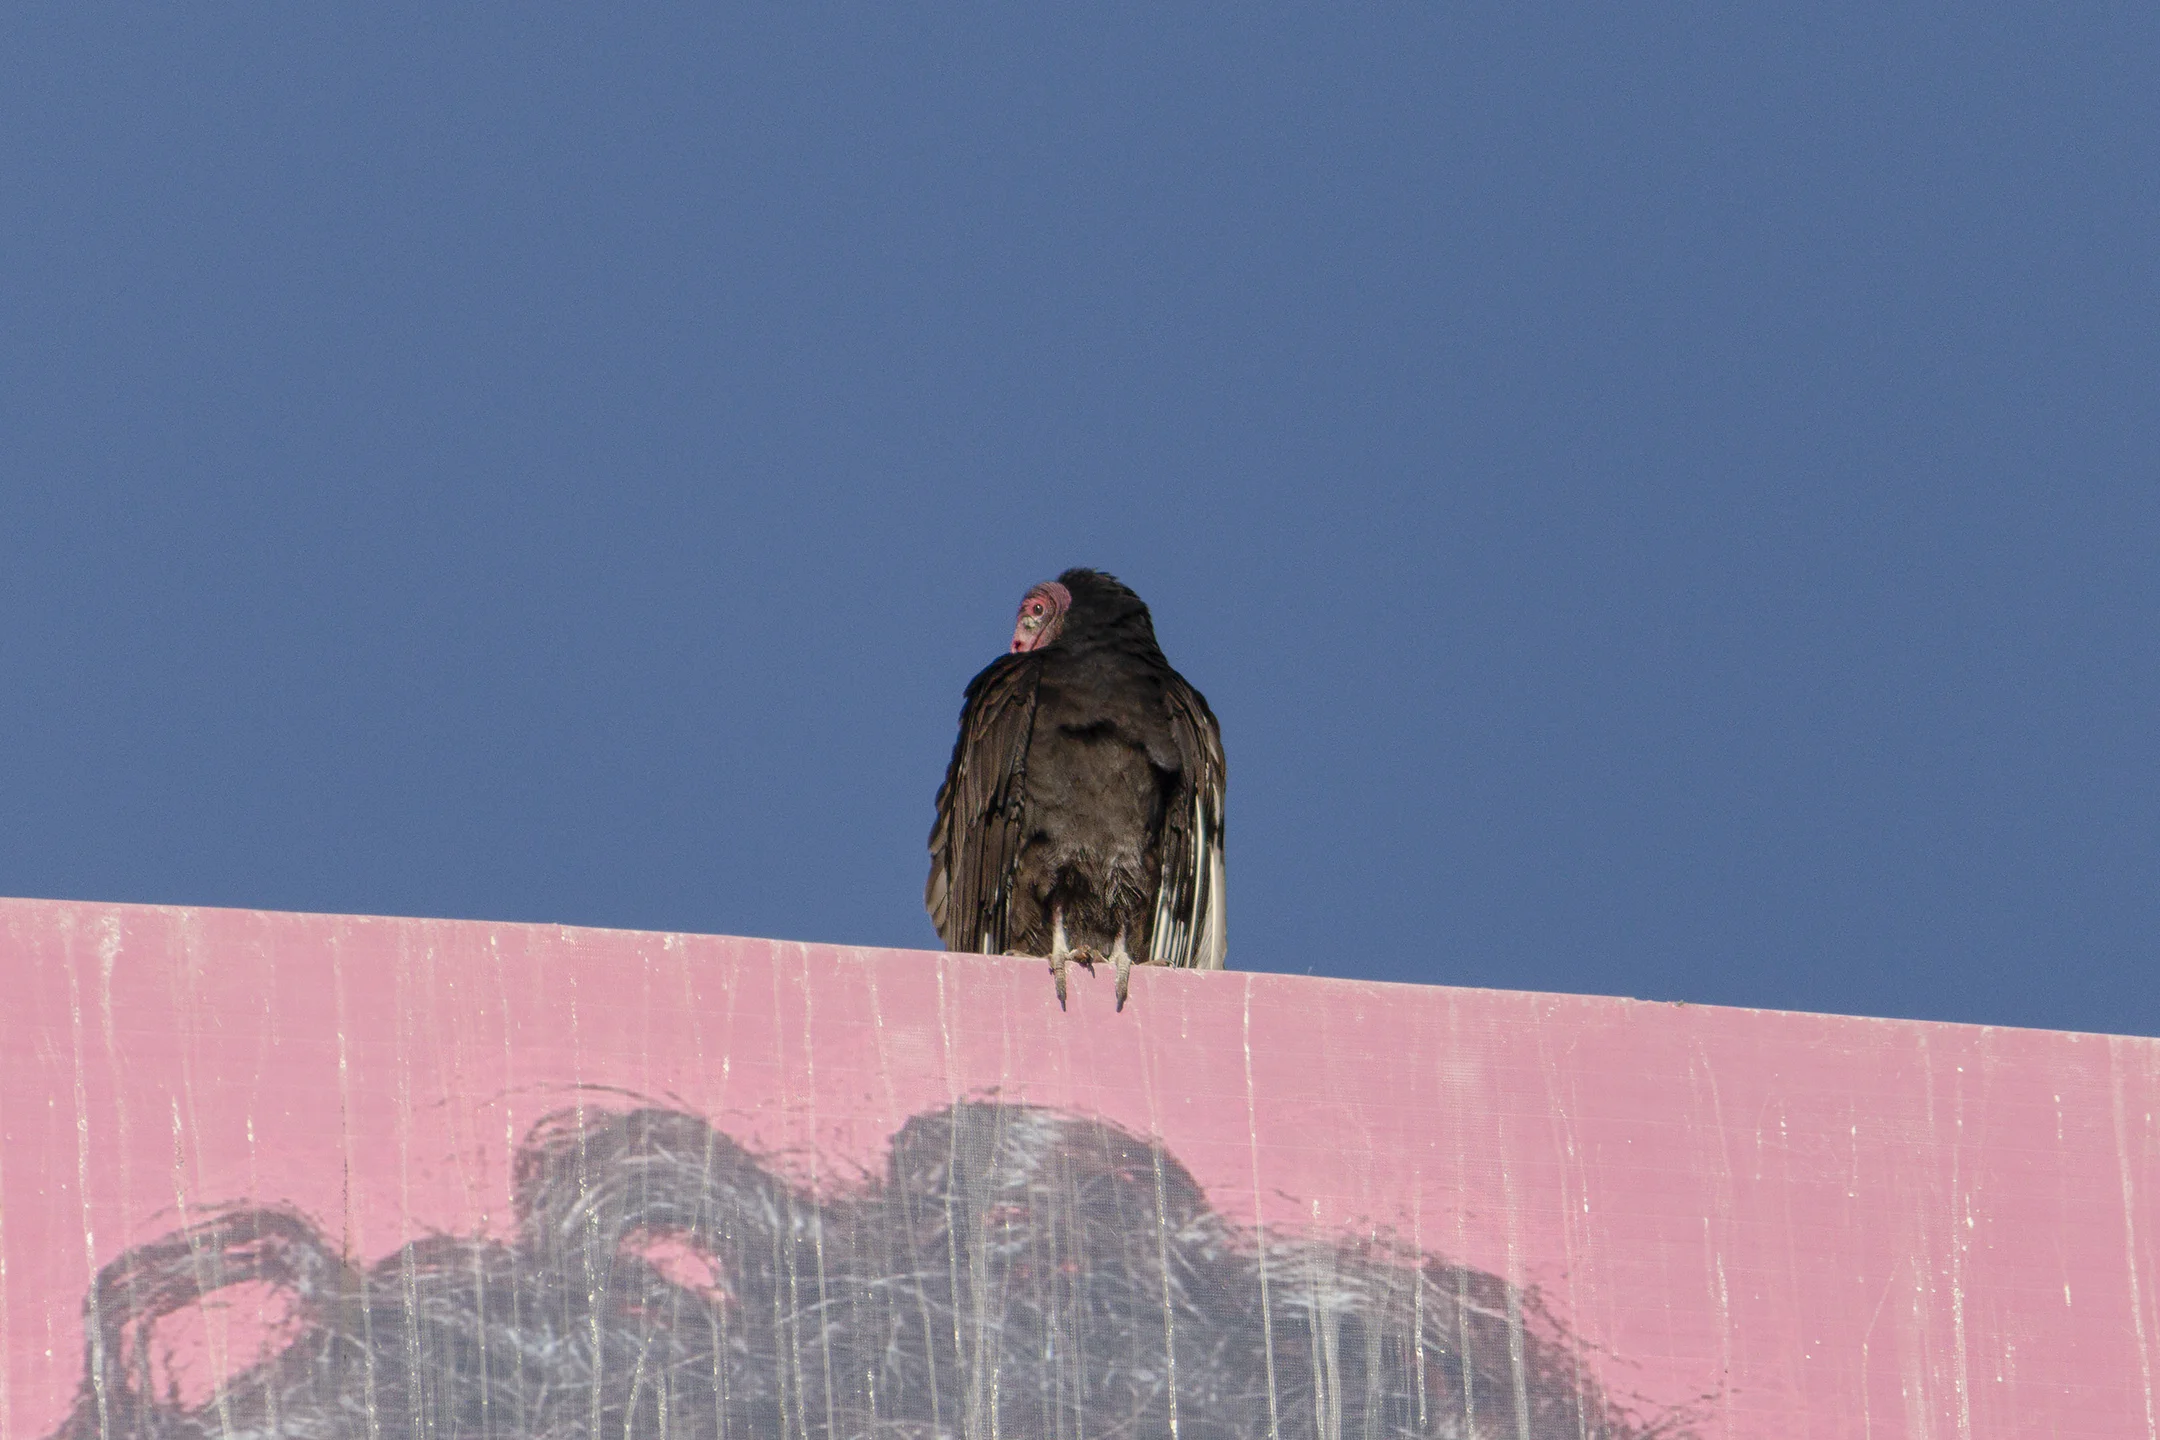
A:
1 896 2156 1438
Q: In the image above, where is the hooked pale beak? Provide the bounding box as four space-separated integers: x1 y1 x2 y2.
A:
1012 608 1060 652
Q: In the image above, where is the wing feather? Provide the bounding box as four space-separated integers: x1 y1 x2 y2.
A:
1147 676 1227 970
927 656 1042 955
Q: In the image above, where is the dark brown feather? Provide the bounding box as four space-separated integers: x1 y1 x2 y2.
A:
926 655 1043 954
928 570 1226 971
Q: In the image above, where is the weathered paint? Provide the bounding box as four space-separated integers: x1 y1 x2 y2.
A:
1 897 2154 1437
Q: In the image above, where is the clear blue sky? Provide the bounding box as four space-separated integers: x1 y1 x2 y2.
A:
3 9 2153 1034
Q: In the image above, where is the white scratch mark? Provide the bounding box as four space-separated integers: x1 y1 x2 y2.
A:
1494 1105 1532 1440
330 937 385 1440
1858 1266 1899 1440
797 946 843 1440
63 937 113 1440
1153 1143 1183 1440
0 1006 9 1440
94 917 138 1294
2112 1038 2160 1440
1948 1070 1973 1440
1242 978 1282 1440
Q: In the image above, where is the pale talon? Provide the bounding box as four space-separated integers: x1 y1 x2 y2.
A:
1042 908 1106 1010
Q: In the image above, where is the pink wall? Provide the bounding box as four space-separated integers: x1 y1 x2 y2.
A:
2 896 2155 1438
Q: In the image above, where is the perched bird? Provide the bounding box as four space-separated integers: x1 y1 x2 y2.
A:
928 569 1226 1008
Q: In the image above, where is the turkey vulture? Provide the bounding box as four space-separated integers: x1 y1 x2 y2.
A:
927 569 1226 1008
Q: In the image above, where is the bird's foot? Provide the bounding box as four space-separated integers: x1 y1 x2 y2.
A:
1046 944 1104 1010
1110 936 1139 1012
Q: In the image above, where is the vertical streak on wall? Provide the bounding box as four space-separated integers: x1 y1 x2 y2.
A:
2112 1036 2160 1440
1496 1103 1530 1440
1153 1137 1182 1440
0 1008 9 1440
330 931 385 1440
931 961 960 1439
1531 1006 1598 1440
170 914 244 1439
1130 983 1179 1440
1442 995 1479 1437
797 945 844 1440
865 960 949 1435
395 928 425 1440
1687 1043 1736 1440
1945 1066 1972 1440
93 918 134 1330
1242 979 1282 1440
1308 1214 1342 1440
769 955 809 1440
485 931 515 1437
567 954 610 1440
63 936 111 1440
1409 1188 1426 1436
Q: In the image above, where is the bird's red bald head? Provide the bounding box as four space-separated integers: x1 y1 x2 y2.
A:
1010 581 1071 653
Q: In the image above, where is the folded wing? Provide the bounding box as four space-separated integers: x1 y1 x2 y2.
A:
1147 676 1227 970
926 655 1042 956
